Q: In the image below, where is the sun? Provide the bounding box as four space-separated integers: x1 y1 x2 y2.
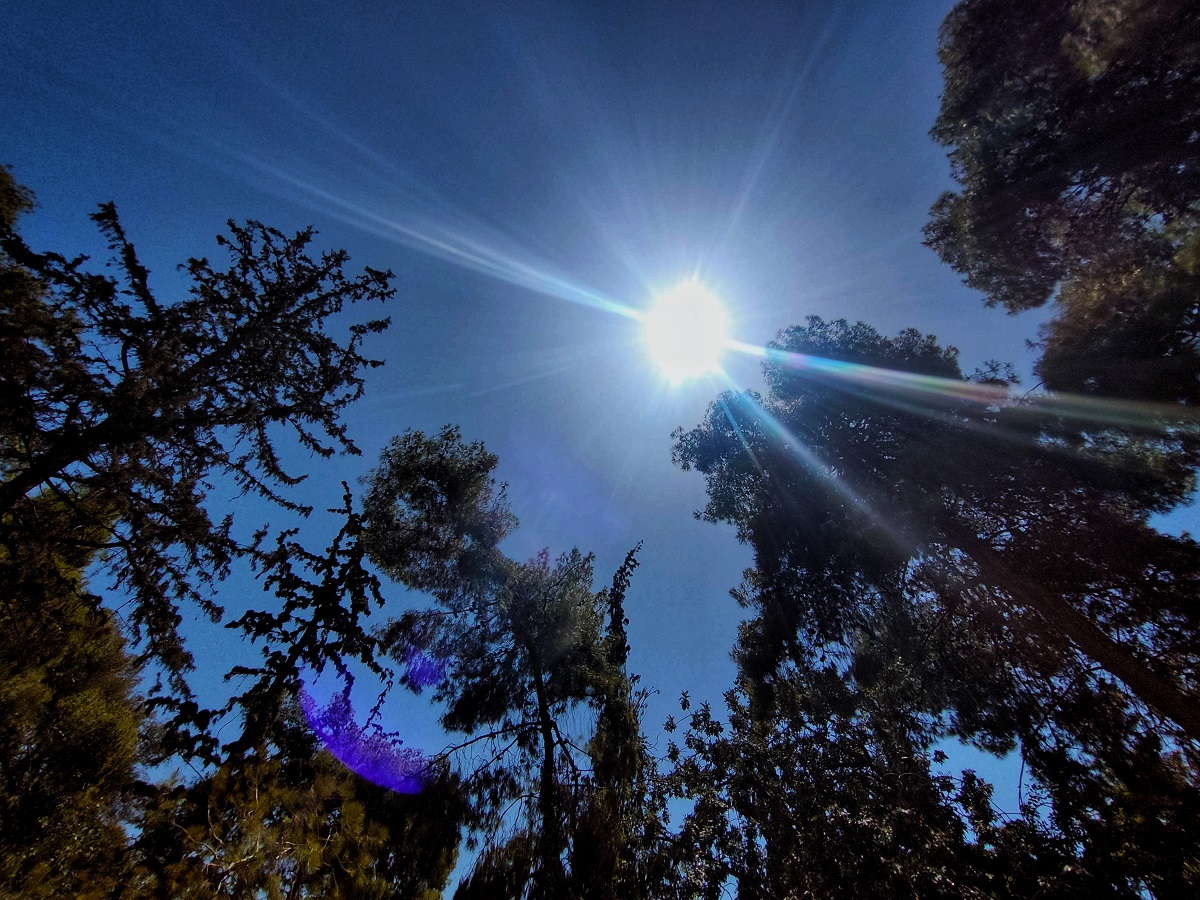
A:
643 279 728 381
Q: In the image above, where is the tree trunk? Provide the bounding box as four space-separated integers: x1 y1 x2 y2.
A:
531 662 566 899
0 415 131 515
966 540 1200 744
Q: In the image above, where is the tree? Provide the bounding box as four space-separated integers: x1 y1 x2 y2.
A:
673 317 1200 893
0 165 393 755
926 0 1199 313
221 486 393 759
133 693 465 899
0 496 144 898
925 0 1200 405
569 544 665 900
125 511 467 899
362 426 651 899
1033 228 1200 404
1 167 475 896
656 670 1080 900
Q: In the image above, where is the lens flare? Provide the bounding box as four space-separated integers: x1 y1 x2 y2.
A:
300 689 430 794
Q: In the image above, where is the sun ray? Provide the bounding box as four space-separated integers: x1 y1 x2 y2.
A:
726 339 1200 434
213 146 641 321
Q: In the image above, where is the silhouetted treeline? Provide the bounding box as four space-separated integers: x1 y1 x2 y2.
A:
3 0 1200 895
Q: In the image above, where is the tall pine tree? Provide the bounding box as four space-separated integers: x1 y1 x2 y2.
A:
673 317 1200 894
362 427 652 899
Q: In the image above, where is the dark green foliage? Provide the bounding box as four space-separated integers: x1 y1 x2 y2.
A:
362 426 515 606
673 316 1200 894
0 165 33 232
134 697 465 899
453 832 538 900
0 164 393 730
0 500 143 898
572 544 664 900
677 318 1200 732
1035 230 1200 404
926 0 1200 407
926 0 1200 312
363 427 653 898
657 672 1080 899
1 168 468 896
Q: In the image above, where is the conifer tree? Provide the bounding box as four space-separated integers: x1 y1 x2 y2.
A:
673 317 1200 894
2 166 468 896
925 0 1200 408
362 427 651 898
0 164 393 757
0 497 143 898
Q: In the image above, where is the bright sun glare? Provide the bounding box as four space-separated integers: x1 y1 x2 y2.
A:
643 279 728 381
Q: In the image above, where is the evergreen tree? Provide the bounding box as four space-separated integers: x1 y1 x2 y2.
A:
362 427 651 898
133 694 464 899
2 167 467 896
0 164 393 756
673 317 1200 894
0 496 144 898
657 672 1077 899
925 0 1200 406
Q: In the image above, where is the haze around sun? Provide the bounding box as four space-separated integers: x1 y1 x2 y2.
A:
643 279 728 381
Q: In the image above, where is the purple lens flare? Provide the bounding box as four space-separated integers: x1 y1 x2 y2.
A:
300 688 430 794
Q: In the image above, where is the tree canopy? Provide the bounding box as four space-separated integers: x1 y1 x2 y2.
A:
0 497 143 898
0 168 468 897
0 162 392 719
672 316 1200 894
926 0 1200 408
6 1 1200 891
362 426 654 899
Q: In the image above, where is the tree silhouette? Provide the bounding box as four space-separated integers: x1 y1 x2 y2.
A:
0 165 393 760
674 317 1200 893
362 426 651 898
1 167 470 895
925 0 1200 408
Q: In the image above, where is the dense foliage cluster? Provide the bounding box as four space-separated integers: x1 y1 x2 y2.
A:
0 163 655 896
3 0 1200 896
669 316 1200 895
0 167 465 897
926 0 1200 403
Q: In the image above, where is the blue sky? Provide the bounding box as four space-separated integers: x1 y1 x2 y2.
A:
3 0 1102 830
